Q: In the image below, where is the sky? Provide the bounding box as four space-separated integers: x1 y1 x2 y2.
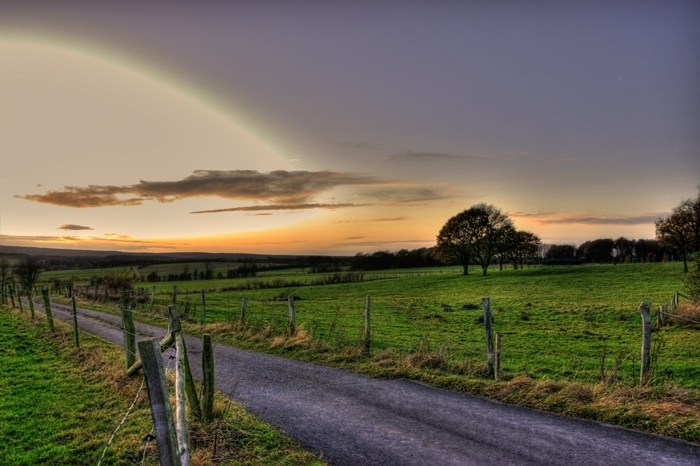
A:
1 1 699 255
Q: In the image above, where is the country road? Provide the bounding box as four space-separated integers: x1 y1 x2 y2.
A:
29 299 700 466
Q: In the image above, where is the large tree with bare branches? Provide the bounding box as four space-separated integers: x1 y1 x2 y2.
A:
436 203 514 276
656 192 700 273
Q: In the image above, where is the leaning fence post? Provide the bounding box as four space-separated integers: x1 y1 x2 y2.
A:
139 339 182 466
71 296 80 349
240 297 247 323
364 295 371 351
41 289 55 332
495 332 502 380
200 290 206 325
201 334 215 422
656 305 664 329
121 291 137 369
288 295 296 335
482 297 494 378
639 301 651 385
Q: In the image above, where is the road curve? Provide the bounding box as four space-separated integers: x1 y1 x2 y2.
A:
34 300 700 466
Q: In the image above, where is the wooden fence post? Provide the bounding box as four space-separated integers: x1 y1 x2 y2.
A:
656 305 664 329
71 296 80 349
121 291 137 370
200 290 206 325
495 333 502 381
202 334 215 422
673 291 679 310
169 306 202 419
26 290 35 318
482 297 495 378
41 289 55 332
364 295 371 351
17 287 24 313
139 339 182 466
149 286 155 313
240 297 247 323
640 301 651 385
9 284 16 308
172 285 178 306
175 332 191 465
1 281 5 305
288 295 296 335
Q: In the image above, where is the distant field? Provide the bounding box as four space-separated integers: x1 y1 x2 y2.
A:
41 262 698 389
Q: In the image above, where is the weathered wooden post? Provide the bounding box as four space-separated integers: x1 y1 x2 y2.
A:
495 333 502 380
673 291 679 310
482 297 495 378
240 297 247 323
169 306 201 419
17 287 24 313
288 295 296 335
26 290 35 318
656 305 664 329
149 286 155 313
200 290 206 325
71 296 80 349
9 284 16 308
174 332 191 465
202 334 215 422
41 289 55 332
640 301 652 385
172 285 178 307
121 291 137 369
364 295 371 351
139 339 182 466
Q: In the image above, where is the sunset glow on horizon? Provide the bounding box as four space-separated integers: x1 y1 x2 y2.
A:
1 2 698 255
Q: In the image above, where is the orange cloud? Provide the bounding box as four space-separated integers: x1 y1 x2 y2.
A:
57 224 93 231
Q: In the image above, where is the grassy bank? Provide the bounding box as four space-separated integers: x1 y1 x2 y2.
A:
0 307 324 465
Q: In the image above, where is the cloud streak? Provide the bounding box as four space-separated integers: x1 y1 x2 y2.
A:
389 150 526 162
16 170 384 208
512 211 669 226
57 224 93 231
190 202 368 214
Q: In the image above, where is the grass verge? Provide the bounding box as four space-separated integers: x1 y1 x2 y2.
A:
0 306 325 465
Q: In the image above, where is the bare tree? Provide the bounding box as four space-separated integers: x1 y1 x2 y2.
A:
436 204 513 276
13 256 41 293
656 192 700 273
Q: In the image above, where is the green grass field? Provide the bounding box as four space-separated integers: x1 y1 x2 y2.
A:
0 309 324 465
18 261 700 442
42 262 697 388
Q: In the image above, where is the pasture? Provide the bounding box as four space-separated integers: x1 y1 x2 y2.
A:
41 262 698 389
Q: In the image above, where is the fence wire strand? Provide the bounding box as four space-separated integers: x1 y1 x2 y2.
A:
96 376 146 466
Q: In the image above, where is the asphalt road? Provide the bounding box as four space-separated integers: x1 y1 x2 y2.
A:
31 299 700 465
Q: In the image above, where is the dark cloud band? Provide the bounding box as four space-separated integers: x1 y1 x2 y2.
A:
16 170 383 208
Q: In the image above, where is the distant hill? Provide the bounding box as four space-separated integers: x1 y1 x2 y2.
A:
0 245 351 270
